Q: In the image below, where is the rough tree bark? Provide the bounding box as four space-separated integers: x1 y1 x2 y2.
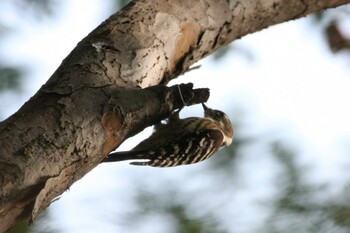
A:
0 0 349 231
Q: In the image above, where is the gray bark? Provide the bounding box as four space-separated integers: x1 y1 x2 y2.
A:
0 0 349 231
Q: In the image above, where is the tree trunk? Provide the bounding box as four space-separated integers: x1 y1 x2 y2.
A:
0 0 349 231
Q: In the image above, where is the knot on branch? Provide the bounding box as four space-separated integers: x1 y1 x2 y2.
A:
101 83 210 156
170 83 210 109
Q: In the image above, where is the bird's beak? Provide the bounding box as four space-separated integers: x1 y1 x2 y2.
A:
202 103 208 111
202 103 211 118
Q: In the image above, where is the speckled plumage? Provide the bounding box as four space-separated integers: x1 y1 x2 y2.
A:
103 104 234 167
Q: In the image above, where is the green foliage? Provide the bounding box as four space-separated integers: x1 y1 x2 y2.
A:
212 45 233 61
0 0 58 119
12 0 58 18
212 44 254 62
310 5 350 54
0 66 23 92
29 209 59 233
115 133 350 233
0 0 58 93
7 222 29 233
123 186 227 233
119 0 132 8
262 142 350 233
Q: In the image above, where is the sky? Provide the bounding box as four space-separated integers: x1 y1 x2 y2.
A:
1 1 350 232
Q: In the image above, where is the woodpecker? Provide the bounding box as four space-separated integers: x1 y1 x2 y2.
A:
103 104 234 167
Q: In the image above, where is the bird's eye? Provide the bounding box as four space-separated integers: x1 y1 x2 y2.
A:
216 111 223 118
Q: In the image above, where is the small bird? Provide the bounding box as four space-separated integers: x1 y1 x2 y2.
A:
102 103 234 167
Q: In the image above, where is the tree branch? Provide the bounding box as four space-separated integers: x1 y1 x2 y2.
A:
0 0 349 231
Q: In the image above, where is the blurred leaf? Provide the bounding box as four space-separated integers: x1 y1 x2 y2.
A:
0 66 24 92
312 12 325 22
325 21 350 53
7 222 29 233
264 142 350 233
271 142 317 212
14 0 58 18
119 0 132 8
169 204 226 233
0 23 11 36
332 206 350 227
122 185 226 233
212 45 233 60
212 44 254 62
109 0 132 10
311 5 350 25
29 208 61 233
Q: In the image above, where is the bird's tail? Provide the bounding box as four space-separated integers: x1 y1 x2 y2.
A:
102 150 145 163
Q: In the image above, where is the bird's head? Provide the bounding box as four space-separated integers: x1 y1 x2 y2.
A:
202 103 234 146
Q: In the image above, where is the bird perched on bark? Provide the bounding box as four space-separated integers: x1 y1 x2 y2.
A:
103 103 234 167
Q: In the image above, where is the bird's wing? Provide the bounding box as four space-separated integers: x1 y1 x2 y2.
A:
131 128 224 167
